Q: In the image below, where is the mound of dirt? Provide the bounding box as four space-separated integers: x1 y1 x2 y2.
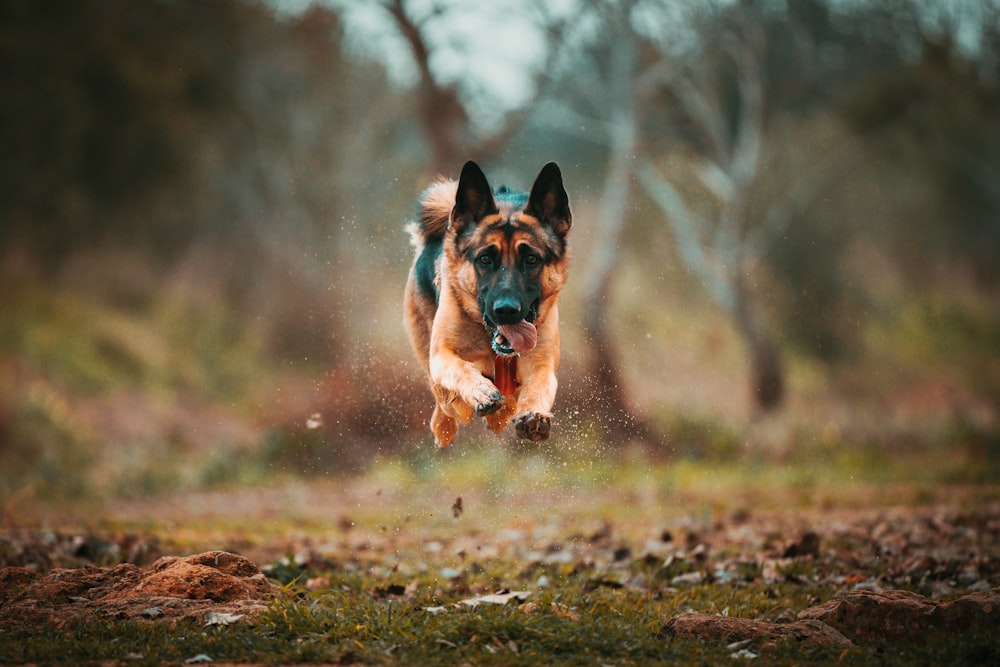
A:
798 587 1000 643
0 551 274 629
662 587 1000 650
662 613 854 649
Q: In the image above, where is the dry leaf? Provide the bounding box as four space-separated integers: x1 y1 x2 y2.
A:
425 590 531 613
204 611 244 626
519 602 540 615
551 602 579 622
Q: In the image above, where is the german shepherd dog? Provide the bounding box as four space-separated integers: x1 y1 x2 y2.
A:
404 161 571 448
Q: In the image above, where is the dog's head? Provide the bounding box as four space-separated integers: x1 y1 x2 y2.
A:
448 161 571 356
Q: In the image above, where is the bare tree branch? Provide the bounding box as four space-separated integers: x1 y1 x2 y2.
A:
382 0 467 170
635 5 787 412
381 0 573 170
636 159 736 313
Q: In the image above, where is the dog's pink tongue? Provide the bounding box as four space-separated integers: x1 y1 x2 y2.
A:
498 321 537 354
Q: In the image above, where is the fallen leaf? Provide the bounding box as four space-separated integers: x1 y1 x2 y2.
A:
671 571 705 586
459 590 531 608
425 590 531 613
552 602 579 622
204 611 244 626
730 648 759 660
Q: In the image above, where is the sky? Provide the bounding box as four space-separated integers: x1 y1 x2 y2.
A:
268 0 560 128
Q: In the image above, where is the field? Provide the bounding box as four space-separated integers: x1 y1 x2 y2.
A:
3 444 999 666
3 1 1000 664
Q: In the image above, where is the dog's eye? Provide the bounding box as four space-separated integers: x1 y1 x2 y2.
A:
477 252 492 266
524 253 539 266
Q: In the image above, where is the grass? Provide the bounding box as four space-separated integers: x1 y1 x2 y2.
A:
4 443 999 665
0 280 271 400
3 578 996 665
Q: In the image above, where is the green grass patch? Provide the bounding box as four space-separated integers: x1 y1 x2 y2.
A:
2 580 996 665
4 441 998 665
0 280 270 400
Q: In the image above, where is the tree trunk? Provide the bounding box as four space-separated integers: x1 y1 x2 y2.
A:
579 9 648 443
733 278 784 413
581 153 646 441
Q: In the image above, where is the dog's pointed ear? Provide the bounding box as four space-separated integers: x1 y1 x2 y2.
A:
451 160 497 234
526 162 571 238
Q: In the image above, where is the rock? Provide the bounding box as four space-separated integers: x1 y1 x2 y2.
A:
782 531 821 559
0 551 275 629
661 613 854 649
798 587 1000 643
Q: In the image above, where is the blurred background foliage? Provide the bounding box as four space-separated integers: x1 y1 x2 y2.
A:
1 0 998 502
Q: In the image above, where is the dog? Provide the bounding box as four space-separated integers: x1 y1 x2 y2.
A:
404 161 572 448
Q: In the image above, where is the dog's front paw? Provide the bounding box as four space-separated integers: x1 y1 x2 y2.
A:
514 412 551 441
472 384 504 417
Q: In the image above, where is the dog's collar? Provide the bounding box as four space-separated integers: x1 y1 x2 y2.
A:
493 354 519 396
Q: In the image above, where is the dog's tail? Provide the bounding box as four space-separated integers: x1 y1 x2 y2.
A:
406 178 457 248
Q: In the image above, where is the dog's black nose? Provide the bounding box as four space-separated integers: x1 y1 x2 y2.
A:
492 298 522 325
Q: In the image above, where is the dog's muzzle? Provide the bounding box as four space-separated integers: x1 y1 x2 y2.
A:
484 300 539 356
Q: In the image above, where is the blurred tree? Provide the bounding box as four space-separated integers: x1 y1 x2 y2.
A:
0 0 435 465
573 0 650 439
633 0 866 407
836 13 1000 291
378 0 659 440
636 0 1000 408
0 0 411 364
382 0 470 172
764 0 1000 359
532 0 794 414
380 0 569 172
637 6 788 413
0 0 204 260
369 0 1000 425
497 0 653 441
534 0 983 415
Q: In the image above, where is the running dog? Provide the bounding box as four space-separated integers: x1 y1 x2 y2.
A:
404 161 572 447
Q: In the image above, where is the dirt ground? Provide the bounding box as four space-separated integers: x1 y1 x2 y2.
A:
2 477 999 662
3 480 999 603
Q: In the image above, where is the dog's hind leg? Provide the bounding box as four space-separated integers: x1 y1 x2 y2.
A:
431 405 459 448
482 399 516 436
